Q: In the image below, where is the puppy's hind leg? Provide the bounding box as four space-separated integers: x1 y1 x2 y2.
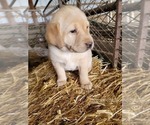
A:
52 62 67 87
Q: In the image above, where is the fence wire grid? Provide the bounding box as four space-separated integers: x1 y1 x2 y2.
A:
122 0 150 70
27 0 121 68
0 0 150 125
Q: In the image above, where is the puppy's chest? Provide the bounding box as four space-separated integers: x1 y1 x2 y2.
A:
62 56 78 71
49 46 92 71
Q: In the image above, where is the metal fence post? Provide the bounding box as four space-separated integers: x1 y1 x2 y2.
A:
114 0 122 68
135 0 150 68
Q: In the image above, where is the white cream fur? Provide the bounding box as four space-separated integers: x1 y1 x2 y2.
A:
46 6 94 89
49 46 92 71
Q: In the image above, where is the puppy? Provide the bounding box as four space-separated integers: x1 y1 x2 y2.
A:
45 5 94 89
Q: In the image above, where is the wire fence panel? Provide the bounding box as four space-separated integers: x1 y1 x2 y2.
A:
27 0 121 68
3 0 150 69
122 1 150 124
0 11 28 71
122 0 150 69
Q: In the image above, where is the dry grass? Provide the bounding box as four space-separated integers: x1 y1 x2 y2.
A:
29 57 122 125
0 62 28 125
1 57 149 124
122 69 150 125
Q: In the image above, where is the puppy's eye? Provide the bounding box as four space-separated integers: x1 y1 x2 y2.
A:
70 29 77 33
87 26 89 29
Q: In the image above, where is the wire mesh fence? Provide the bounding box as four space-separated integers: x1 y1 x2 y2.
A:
0 10 27 71
122 1 150 124
27 0 121 68
122 0 150 70
83 0 118 67
0 0 150 70
1 0 150 125
28 0 150 70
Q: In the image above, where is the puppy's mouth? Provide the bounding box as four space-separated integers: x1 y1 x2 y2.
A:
65 44 78 52
65 44 91 53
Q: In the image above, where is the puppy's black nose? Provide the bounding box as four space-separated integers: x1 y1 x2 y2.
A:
85 42 93 49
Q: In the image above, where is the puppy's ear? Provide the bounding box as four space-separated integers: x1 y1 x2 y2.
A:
45 23 64 48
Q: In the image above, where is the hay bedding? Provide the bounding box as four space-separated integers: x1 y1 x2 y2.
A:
29 57 122 125
1 57 149 125
122 70 150 125
0 62 28 125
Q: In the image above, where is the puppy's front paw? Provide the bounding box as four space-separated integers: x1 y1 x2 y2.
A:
57 80 66 87
81 81 92 90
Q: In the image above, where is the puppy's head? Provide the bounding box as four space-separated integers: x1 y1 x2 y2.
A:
45 5 94 53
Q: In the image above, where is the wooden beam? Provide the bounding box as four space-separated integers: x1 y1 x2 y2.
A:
28 0 35 9
84 1 141 17
0 0 16 25
28 0 38 24
84 1 117 16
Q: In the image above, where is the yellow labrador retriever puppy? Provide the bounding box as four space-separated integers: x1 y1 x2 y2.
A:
45 5 94 89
